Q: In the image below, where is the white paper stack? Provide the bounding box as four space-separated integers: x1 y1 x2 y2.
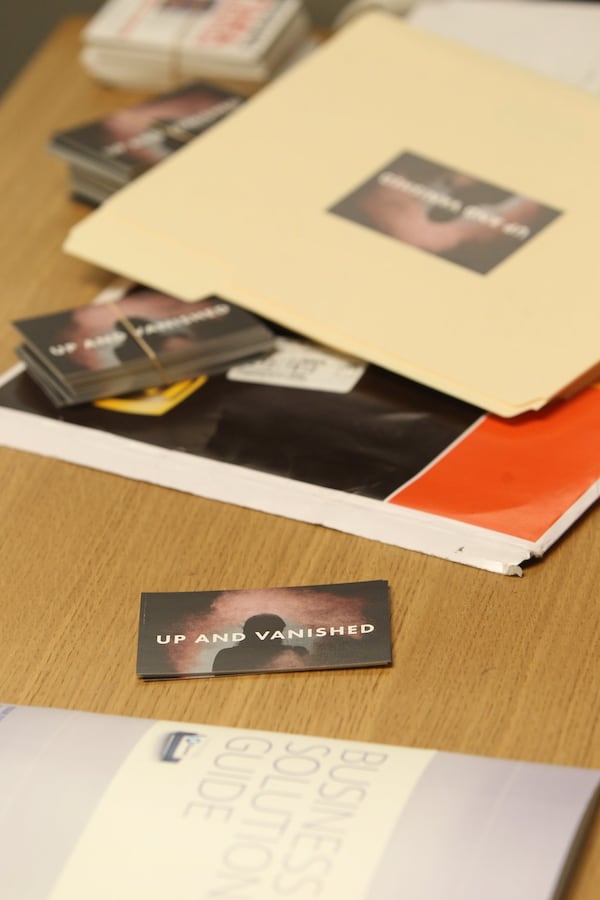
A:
81 0 311 89
408 0 600 94
2 703 600 900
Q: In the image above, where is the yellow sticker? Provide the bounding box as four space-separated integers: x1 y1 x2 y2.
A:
93 376 207 416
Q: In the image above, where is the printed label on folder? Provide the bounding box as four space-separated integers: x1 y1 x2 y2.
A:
330 151 562 274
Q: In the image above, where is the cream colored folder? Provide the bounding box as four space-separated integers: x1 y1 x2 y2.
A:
66 11 600 416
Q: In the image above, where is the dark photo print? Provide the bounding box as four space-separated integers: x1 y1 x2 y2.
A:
330 151 562 274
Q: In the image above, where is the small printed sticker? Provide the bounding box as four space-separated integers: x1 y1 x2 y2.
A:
227 338 366 393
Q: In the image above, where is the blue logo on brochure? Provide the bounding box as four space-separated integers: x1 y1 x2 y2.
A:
161 731 205 762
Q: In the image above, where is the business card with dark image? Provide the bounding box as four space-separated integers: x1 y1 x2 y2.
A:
137 580 392 679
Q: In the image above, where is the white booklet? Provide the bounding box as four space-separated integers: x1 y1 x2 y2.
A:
1 702 598 900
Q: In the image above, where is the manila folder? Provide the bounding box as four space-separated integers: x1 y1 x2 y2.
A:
65 11 600 417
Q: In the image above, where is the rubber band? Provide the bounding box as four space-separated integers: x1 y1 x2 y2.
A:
109 303 173 385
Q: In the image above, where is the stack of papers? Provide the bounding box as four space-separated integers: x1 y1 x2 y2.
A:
13 287 275 406
6 10 597 573
81 0 311 89
49 82 243 205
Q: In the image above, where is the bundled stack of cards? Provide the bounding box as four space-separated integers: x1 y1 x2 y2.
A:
49 82 243 205
13 287 275 407
81 0 311 90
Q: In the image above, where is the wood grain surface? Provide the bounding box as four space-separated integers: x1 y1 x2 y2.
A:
0 18 598 897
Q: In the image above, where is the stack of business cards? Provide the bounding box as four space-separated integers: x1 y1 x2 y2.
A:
49 82 243 205
81 0 311 90
13 287 275 407
137 580 392 679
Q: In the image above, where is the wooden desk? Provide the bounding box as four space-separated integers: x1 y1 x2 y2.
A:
0 17 598 897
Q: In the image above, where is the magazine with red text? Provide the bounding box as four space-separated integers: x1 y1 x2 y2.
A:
1 278 600 573
0 321 598 573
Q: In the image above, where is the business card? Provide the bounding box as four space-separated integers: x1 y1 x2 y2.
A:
137 580 391 679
